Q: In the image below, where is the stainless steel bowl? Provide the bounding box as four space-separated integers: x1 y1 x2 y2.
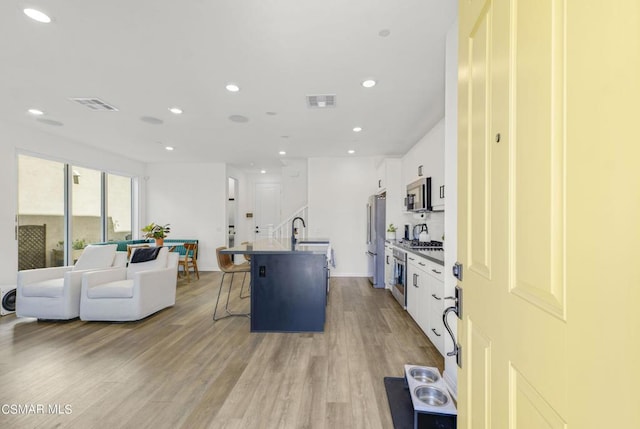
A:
409 367 440 383
414 386 449 407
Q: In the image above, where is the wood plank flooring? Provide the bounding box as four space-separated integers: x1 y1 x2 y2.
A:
0 273 443 429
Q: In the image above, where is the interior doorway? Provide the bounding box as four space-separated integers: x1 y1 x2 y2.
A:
254 183 281 240
227 177 238 249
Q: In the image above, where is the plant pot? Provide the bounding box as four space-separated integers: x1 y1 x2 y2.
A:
155 238 164 247
386 231 396 241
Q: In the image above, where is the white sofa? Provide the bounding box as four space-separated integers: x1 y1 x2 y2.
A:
80 247 179 322
17 244 125 320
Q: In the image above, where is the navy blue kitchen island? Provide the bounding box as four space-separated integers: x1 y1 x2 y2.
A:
220 238 330 333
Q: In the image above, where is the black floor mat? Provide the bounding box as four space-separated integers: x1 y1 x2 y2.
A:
384 377 414 429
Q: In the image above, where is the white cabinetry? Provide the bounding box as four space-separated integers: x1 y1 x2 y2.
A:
384 242 394 290
407 255 429 335
424 261 445 355
406 253 446 356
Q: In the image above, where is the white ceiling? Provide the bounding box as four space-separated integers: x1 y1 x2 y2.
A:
0 1 457 172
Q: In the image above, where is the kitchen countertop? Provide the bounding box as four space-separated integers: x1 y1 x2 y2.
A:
386 239 445 266
220 238 330 255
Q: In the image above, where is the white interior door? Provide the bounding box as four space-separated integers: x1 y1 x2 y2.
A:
254 183 281 239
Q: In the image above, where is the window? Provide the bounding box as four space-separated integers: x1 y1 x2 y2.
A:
71 166 102 263
17 155 65 268
17 154 134 267
107 174 132 241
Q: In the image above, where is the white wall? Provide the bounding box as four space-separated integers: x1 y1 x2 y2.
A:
0 120 145 285
146 163 226 271
443 19 459 398
281 159 308 217
308 157 377 276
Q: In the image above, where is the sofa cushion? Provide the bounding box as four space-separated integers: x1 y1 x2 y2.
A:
22 278 65 298
127 247 169 278
73 244 117 271
86 280 135 299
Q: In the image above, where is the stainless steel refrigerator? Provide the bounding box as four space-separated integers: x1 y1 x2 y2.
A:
366 194 386 288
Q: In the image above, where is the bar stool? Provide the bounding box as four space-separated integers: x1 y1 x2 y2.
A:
239 242 252 299
213 246 251 321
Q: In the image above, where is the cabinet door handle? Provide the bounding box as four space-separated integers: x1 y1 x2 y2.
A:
431 294 441 300
409 257 415 261
413 273 418 287
418 262 426 267
431 268 442 274
386 255 389 264
431 328 442 337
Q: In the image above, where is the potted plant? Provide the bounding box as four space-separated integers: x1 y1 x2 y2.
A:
142 223 171 246
386 223 397 241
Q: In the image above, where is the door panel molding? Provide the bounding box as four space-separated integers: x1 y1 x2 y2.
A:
509 0 566 320
466 0 493 281
465 318 492 429
510 364 567 429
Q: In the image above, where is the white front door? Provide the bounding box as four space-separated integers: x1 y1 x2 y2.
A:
254 183 281 239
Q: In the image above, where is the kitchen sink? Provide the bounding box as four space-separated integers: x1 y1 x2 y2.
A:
297 239 330 245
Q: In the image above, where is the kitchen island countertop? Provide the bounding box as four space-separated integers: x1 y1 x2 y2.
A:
220 238 330 255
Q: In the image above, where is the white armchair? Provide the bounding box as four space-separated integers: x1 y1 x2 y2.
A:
80 247 179 321
17 244 125 320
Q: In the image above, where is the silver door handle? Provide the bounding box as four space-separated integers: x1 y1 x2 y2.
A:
431 294 441 300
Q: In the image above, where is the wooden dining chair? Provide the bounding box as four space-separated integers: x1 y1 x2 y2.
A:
178 242 199 282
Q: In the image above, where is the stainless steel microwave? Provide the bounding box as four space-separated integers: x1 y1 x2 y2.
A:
405 177 432 212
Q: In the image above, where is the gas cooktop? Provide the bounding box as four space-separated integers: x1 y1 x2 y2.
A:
402 239 444 250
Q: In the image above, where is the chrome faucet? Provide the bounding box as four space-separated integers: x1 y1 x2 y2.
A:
291 217 306 249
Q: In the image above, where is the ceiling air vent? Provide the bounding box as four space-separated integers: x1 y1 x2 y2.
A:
69 98 119 111
306 94 336 108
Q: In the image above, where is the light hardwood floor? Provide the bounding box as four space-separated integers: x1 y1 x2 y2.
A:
0 273 442 429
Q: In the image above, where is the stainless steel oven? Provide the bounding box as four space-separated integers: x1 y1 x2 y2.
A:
392 247 407 308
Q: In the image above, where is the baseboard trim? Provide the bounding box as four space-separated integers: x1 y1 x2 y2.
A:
443 368 458 401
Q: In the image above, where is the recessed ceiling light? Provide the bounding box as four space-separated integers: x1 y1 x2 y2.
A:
168 107 183 115
260 170 266 174
266 111 278 116
361 79 377 88
165 146 174 151
378 29 391 37
226 83 240 92
24 8 51 23
353 127 362 132
348 150 355 154
28 108 44 116
279 151 286 155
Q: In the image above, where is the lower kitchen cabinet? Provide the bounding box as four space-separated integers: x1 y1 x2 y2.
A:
407 254 445 356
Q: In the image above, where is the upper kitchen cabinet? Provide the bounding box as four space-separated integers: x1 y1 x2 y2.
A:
375 158 403 230
402 118 445 211
374 158 401 194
